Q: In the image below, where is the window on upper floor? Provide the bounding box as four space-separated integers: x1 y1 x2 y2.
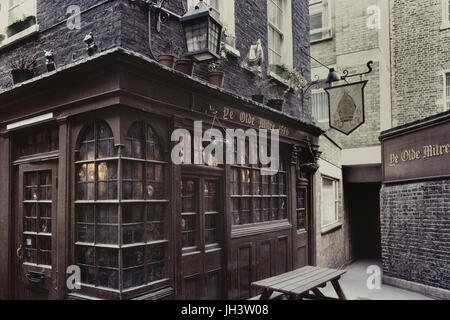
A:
187 0 238 53
0 0 36 46
442 0 450 29
321 176 339 228
267 0 293 76
445 72 450 111
309 0 332 43
0 0 38 47
312 90 330 131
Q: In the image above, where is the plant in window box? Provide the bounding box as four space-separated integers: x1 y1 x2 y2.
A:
251 75 271 104
9 51 38 85
267 66 307 111
6 14 37 38
159 38 183 69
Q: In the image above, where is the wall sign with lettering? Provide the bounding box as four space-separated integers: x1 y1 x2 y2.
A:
381 119 450 183
221 106 291 137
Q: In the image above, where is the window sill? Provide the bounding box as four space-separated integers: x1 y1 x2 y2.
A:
440 23 450 31
231 220 291 238
0 24 39 51
224 43 240 57
268 71 289 88
321 222 342 235
310 35 333 44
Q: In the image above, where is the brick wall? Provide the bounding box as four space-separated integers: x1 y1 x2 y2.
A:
0 0 122 89
310 0 386 150
0 0 313 123
380 180 450 290
315 136 347 268
390 0 450 126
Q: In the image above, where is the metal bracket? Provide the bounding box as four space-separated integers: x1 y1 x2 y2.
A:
140 0 182 32
341 61 374 82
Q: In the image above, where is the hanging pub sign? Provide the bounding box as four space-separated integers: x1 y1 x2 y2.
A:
324 80 368 135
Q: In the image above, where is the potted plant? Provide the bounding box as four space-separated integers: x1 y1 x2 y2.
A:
207 61 225 87
9 52 38 84
251 76 271 104
159 38 183 68
6 15 36 38
206 27 231 87
267 66 307 111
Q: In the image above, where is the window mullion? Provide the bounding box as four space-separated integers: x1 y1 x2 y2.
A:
118 145 123 292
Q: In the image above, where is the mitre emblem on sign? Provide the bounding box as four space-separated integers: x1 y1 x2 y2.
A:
337 91 357 122
324 81 367 135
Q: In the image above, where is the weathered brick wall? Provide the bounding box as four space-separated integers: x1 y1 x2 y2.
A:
0 0 313 123
380 180 450 290
315 136 347 268
0 0 122 89
390 0 450 126
334 0 380 55
120 0 312 121
310 0 384 149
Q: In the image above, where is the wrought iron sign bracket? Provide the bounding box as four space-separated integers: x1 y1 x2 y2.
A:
341 61 374 82
300 60 374 108
133 0 182 32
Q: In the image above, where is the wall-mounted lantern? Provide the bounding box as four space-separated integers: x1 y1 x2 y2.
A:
180 0 223 62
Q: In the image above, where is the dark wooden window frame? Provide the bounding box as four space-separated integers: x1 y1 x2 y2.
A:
72 119 170 299
230 141 289 229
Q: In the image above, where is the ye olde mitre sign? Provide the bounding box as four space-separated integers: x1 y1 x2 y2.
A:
325 80 367 135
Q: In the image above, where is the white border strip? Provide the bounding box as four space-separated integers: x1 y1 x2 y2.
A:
7 113 54 130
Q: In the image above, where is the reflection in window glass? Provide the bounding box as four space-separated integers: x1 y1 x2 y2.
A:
75 120 168 292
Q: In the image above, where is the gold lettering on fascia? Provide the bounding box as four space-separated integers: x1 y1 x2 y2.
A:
389 143 450 167
222 107 290 136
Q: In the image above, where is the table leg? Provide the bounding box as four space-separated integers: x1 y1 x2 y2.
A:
259 289 274 300
312 288 326 299
331 279 347 300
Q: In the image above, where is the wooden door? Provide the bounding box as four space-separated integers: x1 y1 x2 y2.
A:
180 176 224 300
15 162 58 299
294 178 310 268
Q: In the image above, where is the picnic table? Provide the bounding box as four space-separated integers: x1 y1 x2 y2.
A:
251 265 347 300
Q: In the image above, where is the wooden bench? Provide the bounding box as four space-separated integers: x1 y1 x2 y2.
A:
251 265 347 300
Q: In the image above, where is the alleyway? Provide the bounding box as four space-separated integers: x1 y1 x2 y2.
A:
320 260 433 300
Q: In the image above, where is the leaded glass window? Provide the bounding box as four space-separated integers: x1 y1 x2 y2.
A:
75 120 168 294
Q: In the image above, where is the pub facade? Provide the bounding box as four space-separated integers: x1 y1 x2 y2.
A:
0 0 323 300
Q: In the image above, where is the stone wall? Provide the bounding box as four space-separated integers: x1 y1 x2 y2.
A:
380 180 450 290
0 0 313 123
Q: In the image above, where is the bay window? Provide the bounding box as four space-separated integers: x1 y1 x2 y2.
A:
309 0 332 42
75 120 168 295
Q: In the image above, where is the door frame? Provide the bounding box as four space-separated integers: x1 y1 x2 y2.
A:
178 166 226 299
14 161 58 299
